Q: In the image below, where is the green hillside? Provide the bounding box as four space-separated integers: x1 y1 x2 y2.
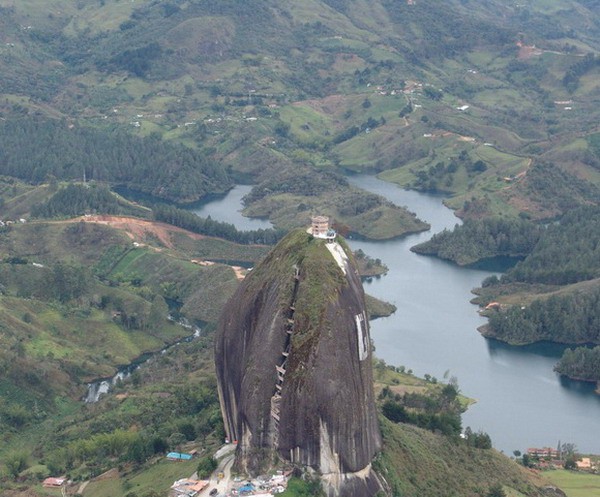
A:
377 419 548 497
1 0 599 225
0 217 261 458
0 342 555 497
0 0 599 495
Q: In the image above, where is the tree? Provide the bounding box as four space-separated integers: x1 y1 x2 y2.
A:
381 400 409 423
464 428 492 449
487 483 506 497
274 122 290 137
148 294 169 329
152 436 168 454
399 102 412 117
2 403 32 427
473 431 492 449
473 160 487 172
196 456 218 479
482 275 500 287
167 432 186 451
127 436 150 464
4 450 29 478
49 263 91 303
178 421 196 441
560 442 578 457
424 87 443 100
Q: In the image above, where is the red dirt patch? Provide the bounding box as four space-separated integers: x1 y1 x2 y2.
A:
76 215 204 249
517 44 543 60
231 265 247 281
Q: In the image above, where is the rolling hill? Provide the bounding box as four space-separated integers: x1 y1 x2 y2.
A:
1 0 599 223
0 0 599 495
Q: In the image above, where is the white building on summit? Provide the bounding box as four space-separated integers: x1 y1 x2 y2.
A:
311 215 336 241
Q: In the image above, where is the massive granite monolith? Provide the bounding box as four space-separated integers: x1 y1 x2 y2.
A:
215 229 382 497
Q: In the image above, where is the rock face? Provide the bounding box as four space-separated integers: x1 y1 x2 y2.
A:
215 229 382 497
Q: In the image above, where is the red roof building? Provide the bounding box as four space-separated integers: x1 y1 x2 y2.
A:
43 477 66 487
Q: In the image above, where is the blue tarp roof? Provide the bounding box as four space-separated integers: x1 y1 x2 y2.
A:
167 452 193 460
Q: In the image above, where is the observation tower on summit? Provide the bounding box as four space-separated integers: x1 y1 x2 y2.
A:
310 215 336 242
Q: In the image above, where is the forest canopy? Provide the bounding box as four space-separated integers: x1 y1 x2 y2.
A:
486 286 600 345
411 217 542 266
501 205 600 285
31 183 144 218
477 206 600 345
555 345 600 382
0 118 231 203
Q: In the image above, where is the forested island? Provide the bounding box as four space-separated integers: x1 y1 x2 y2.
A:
481 287 600 345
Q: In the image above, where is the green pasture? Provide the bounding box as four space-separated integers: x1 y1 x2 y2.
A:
83 458 198 497
544 470 600 497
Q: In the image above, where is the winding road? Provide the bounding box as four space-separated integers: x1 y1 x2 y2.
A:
197 444 236 497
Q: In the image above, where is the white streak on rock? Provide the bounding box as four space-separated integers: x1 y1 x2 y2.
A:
326 242 348 275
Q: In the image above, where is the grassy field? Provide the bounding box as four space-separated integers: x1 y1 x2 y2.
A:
0 292 190 378
278 104 336 143
543 470 600 497
372 359 475 409
83 458 199 497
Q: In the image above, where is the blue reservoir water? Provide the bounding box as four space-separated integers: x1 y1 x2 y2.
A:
189 185 272 231
346 174 600 455
196 176 600 454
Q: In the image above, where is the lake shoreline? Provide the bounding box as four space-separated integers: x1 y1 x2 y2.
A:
187 174 600 454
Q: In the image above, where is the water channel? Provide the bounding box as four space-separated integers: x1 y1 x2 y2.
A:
191 177 600 454
85 320 201 403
